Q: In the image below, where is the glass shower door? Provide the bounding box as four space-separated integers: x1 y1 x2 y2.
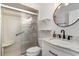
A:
1 7 22 56
1 6 38 56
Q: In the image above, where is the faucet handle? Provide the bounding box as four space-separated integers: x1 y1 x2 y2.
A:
67 35 72 40
57 34 61 38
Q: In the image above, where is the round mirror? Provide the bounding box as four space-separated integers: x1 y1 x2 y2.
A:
53 3 79 27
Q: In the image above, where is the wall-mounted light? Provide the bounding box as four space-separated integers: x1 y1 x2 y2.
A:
64 3 69 6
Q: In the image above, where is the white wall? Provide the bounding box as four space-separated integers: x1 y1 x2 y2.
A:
38 3 55 47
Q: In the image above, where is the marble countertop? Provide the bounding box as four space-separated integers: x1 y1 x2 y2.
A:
42 38 79 53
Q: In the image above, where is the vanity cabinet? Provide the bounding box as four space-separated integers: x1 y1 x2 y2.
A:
42 40 79 56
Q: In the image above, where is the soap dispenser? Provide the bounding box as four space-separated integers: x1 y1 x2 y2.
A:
53 31 56 38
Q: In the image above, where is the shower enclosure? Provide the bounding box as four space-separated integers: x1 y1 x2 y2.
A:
0 3 38 56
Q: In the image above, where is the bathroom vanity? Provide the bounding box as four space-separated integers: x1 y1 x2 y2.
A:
41 3 79 56
42 38 79 56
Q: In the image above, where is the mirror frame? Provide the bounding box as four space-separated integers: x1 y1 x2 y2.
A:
53 3 79 27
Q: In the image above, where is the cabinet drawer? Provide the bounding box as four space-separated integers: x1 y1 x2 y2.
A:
48 46 71 56
46 42 79 56
42 40 79 56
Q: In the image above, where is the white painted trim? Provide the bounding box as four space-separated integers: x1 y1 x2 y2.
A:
1 4 38 15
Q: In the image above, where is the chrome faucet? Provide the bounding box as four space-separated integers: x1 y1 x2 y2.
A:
61 30 65 39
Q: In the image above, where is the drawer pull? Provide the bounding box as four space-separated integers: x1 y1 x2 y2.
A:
49 50 58 56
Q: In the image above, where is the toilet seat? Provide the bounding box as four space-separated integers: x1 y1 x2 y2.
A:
26 46 41 56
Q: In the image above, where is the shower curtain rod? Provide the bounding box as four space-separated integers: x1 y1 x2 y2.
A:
1 4 38 15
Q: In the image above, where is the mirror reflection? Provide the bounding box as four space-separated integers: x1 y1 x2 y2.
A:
53 3 79 27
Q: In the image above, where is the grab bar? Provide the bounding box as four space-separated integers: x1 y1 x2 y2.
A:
16 31 24 36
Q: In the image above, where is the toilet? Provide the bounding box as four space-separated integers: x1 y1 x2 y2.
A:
26 46 41 56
